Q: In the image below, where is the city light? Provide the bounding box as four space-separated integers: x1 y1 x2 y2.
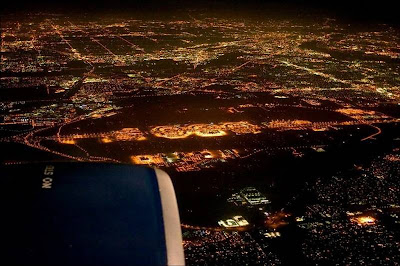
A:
218 216 250 228
1 9 399 265
351 216 376 226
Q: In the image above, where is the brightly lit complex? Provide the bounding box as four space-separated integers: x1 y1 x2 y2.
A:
350 216 376 226
131 149 240 172
53 128 146 144
218 216 250 228
53 112 396 145
151 121 261 139
228 187 270 206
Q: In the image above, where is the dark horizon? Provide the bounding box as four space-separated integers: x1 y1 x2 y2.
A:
2 0 399 24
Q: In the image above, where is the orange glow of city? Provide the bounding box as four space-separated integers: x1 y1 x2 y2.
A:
150 121 260 139
264 211 291 230
131 154 164 165
101 137 113 143
59 139 76 145
351 216 376 226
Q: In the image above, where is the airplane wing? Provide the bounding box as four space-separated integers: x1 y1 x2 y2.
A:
0 163 184 266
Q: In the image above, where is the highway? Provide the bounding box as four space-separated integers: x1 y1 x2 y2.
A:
361 124 382 141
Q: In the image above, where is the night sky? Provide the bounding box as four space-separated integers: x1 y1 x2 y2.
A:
2 0 399 24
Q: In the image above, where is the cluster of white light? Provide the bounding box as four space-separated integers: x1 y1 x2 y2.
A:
218 216 249 228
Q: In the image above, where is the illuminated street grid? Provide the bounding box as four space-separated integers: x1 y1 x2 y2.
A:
293 150 400 264
183 229 281 265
